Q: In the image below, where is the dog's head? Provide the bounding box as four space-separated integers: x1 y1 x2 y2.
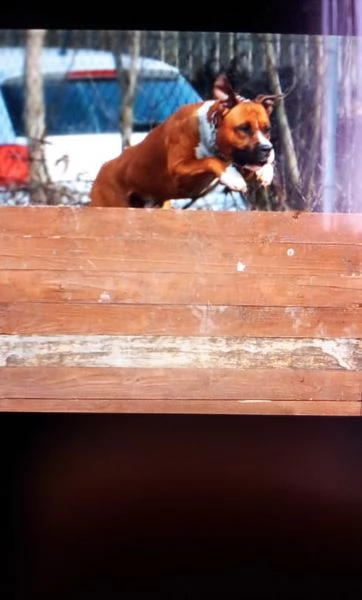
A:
209 74 277 168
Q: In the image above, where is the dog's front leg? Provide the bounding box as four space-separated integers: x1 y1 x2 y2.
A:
218 164 248 194
171 157 248 194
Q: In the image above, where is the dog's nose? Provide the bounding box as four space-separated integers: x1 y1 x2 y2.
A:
259 143 272 155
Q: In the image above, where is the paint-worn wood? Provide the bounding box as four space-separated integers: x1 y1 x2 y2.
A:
1 335 362 370
1 303 361 338
0 207 361 415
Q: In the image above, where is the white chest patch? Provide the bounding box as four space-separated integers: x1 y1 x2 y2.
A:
195 100 218 159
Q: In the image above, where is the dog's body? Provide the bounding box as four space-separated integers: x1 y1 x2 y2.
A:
90 75 276 209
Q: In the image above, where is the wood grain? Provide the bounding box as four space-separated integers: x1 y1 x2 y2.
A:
0 270 361 306
1 303 361 338
0 367 360 401
1 235 361 275
1 207 362 244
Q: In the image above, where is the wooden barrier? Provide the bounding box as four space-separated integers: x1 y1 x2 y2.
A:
0 206 361 415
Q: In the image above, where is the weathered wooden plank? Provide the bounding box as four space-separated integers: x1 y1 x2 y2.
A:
1 303 361 338
1 335 362 370
0 367 360 401
0 207 361 417
0 270 361 306
0 235 361 275
0 398 359 416
0 207 362 244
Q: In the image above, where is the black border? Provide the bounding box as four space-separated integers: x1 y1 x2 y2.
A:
1 1 323 35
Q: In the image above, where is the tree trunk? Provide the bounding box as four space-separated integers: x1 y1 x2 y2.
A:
121 31 141 150
112 31 141 151
25 29 50 204
261 33 302 209
302 35 323 208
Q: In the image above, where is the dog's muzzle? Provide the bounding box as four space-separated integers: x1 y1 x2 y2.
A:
232 143 273 167
257 143 273 163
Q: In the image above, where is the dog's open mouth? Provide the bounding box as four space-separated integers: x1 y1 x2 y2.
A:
241 164 265 173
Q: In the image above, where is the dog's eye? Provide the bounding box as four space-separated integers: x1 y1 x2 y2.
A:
235 123 252 134
263 126 271 135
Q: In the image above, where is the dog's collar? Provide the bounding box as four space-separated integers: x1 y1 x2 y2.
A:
208 110 228 161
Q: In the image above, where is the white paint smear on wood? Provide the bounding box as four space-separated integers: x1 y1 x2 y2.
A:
1 335 361 370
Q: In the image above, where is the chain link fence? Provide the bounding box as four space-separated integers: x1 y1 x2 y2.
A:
0 30 361 211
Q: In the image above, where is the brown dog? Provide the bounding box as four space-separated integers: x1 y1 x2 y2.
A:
90 75 276 209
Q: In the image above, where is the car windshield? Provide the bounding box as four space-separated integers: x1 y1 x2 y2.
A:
2 75 201 135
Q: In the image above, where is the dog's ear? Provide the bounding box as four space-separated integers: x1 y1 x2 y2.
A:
213 74 240 108
255 94 282 116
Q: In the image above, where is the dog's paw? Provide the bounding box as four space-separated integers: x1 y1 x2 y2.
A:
219 165 248 194
162 200 173 210
255 163 274 187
